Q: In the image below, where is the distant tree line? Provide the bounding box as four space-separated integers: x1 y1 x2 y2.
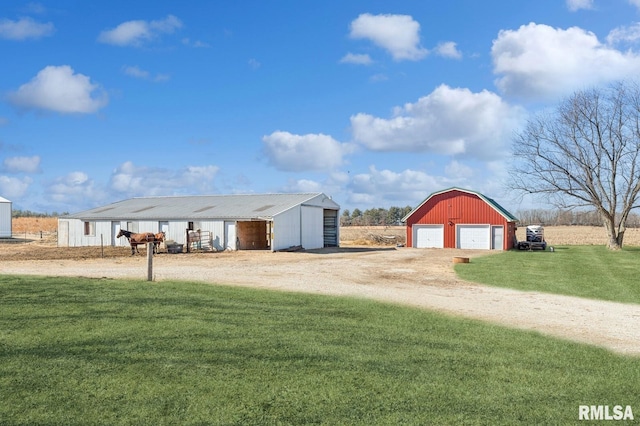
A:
515 209 640 227
341 206 640 228
341 206 414 226
12 209 68 218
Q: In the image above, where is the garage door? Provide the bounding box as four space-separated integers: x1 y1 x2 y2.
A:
413 225 444 248
457 225 490 249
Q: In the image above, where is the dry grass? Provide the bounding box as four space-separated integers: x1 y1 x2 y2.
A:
11 217 58 233
516 225 640 246
340 226 406 246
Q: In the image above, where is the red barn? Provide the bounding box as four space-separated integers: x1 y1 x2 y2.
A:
402 187 518 250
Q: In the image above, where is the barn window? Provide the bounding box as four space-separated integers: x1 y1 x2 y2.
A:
83 221 95 236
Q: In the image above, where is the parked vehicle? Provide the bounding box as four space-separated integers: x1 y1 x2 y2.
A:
516 225 547 250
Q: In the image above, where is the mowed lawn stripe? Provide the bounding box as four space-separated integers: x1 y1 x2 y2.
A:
1 275 640 425
455 246 640 304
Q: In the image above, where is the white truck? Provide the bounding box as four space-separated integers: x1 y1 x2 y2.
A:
516 225 547 250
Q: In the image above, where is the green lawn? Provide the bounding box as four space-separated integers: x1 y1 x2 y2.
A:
1 275 639 425
455 246 640 304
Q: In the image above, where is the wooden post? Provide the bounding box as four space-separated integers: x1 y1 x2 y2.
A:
147 242 153 281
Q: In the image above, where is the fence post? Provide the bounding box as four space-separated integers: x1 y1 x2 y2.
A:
147 242 153 281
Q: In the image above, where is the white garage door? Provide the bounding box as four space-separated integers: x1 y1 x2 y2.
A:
413 225 444 248
457 225 490 249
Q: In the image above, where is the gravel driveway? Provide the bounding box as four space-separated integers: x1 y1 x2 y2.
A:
1 244 639 356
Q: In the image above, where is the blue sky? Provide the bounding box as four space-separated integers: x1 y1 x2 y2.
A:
2 0 640 214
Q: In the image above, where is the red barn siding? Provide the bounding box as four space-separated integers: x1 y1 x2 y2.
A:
405 190 516 249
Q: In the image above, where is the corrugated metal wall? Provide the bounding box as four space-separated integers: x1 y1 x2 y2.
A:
406 190 514 249
301 205 323 249
0 201 11 238
273 205 301 250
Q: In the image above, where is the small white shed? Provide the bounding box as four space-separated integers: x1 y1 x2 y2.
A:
0 196 12 238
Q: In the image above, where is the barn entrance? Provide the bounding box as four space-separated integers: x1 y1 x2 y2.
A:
236 220 271 250
323 209 338 247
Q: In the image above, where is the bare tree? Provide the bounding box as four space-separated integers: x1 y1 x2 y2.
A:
510 81 640 249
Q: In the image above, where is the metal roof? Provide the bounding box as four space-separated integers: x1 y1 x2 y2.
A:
0 196 10 203
65 193 339 220
402 187 518 223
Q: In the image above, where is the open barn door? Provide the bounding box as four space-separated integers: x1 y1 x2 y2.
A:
323 209 338 247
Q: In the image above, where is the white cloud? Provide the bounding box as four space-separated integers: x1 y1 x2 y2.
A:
284 179 323 193
339 52 373 65
606 22 640 45
7 65 108 114
0 175 32 198
369 74 389 83
181 37 210 48
566 0 594 11
23 3 47 14
434 41 462 59
262 131 353 172
248 58 261 69
98 15 182 47
122 65 150 79
47 171 105 205
122 65 170 82
154 74 170 82
0 17 54 40
3 156 41 173
349 13 427 61
629 0 640 10
109 161 219 196
444 160 474 179
350 84 525 160
348 166 447 206
492 23 640 100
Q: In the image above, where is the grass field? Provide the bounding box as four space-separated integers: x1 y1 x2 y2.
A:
455 246 640 304
1 275 639 425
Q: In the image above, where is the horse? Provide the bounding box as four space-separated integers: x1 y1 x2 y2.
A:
153 232 166 254
116 229 157 255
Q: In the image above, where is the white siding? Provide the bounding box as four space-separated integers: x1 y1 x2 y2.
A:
301 205 323 250
198 220 225 250
272 205 301 251
60 219 234 248
0 200 11 238
58 219 69 247
166 221 188 244
137 221 160 233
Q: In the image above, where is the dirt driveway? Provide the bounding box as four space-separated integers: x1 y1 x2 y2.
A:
1 242 639 356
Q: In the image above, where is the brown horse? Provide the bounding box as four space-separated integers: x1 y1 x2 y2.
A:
153 231 166 254
116 229 157 255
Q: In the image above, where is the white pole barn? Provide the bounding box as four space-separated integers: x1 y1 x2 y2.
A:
0 196 12 238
